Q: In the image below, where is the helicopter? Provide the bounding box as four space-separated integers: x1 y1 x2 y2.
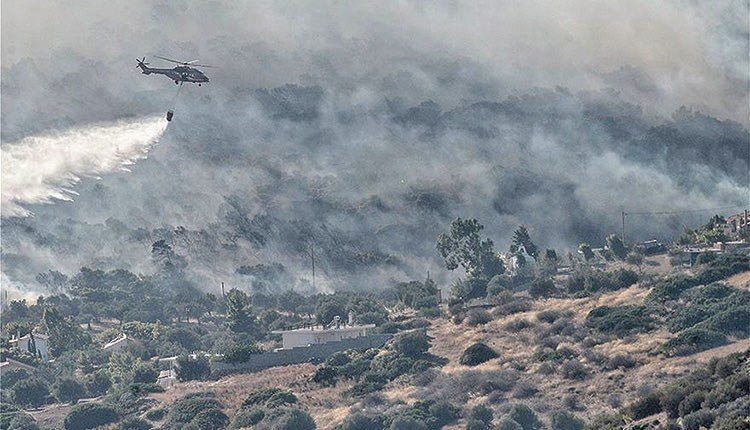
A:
136 55 212 86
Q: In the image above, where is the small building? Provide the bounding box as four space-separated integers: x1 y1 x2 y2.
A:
9 332 50 361
0 359 37 376
102 333 140 353
272 318 375 350
724 210 749 240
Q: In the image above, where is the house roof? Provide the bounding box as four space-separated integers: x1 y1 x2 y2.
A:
0 359 37 372
272 324 375 335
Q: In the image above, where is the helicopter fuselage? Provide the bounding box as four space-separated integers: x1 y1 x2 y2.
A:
137 63 209 84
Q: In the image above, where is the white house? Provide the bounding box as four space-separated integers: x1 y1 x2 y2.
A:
9 332 50 361
102 333 140 353
272 318 375 350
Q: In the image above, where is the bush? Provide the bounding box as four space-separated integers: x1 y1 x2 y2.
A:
509 404 541 430
11 378 50 408
263 408 315 430
176 355 211 381
117 418 152 430
678 392 705 417
231 408 266 429
550 411 584 430
466 418 490 430
512 380 538 398
5 414 41 430
133 364 158 384
470 404 493 425
222 343 262 363
428 401 461 428
326 351 352 367
585 305 654 336
241 388 296 409
498 419 523 430
84 370 112 397
465 309 492 326
505 318 533 332
312 366 338 386
487 275 512 296
145 408 166 421
606 354 638 370
0 369 30 390
624 393 661 420
52 377 86 404
168 393 222 426
560 359 588 380
337 413 384 430
529 278 555 298
661 328 727 357
536 310 561 324
681 409 714 430
390 331 431 358
191 408 229 430
64 403 119 430
459 343 499 366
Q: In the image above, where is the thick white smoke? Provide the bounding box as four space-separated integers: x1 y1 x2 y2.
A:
1 116 167 217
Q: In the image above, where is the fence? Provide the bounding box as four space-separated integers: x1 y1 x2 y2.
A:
210 333 392 377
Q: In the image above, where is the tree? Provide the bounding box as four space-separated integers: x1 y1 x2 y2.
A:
41 307 89 357
226 289 257 334
436 218 505 279
35 270 69 293
315 296 347 325
512 225 538 260
176 355 211 381
52 377 85 404
626 252 644 273
606 234 628 260
132 363 158 384
11 378 50 408
578 243 595 262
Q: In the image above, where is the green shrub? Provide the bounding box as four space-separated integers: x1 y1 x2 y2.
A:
661 328 727 357
144 408 166 421
466 418 490 430
190 408 228 430
585 305 654 336
5 414 41 430
116 417 152 430
681 409 714 430
231 408 266 429
389 416 427 430
509 404 541 430
469 405 493 425
84 370 111 397
529 278 555 298
678 392 705 417
583 414 625 430
498 419 523 430
64 403 119 430
536 310 561 323
262 408 315 430
465 309 492 326
312 366 338 386
336 413 384 430
52 377 85 404
11 378 49 408
133 364 158 384
168 393 222 426
176 355 211 381
326 351 352 367
222 343 262 363
241 388 296 409
0 369 30 391
550 411 584 430
390 331 431 358
459 343 499 366
623 393 661 420
560 359 588 380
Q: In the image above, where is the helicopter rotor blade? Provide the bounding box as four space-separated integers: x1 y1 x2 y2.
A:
189 64 218 68
154 55 189 65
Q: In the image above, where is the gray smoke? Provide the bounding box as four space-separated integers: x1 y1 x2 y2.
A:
2 0 748 294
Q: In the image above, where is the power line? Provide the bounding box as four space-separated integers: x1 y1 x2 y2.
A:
624 204 745 217
621 204 746 243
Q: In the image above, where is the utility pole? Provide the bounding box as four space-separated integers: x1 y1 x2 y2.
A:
621 211 626 243
311 243 316 290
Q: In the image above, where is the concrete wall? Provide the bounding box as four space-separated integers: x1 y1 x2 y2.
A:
210 333 392 377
